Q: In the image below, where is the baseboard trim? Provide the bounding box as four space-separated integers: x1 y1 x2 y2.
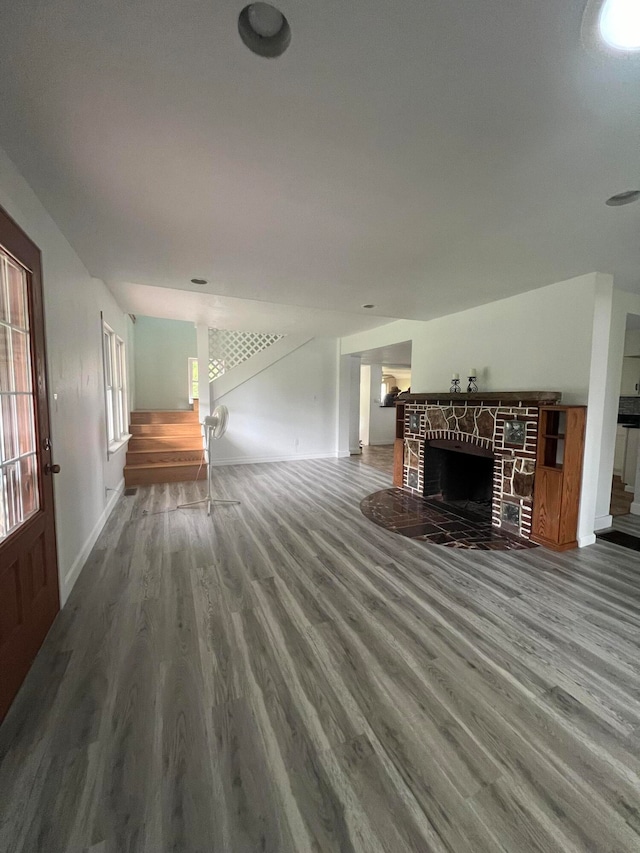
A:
594 514 613 531
60 478 124 606
578 533 597 548
209 452 338 467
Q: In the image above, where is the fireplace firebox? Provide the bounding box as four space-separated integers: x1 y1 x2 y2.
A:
423 438 494 516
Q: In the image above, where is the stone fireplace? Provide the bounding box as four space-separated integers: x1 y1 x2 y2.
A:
400 392 561 540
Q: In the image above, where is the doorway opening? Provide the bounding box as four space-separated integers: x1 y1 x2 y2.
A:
611 313 640 519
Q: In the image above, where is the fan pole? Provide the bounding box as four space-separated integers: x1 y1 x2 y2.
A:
177 424 240 514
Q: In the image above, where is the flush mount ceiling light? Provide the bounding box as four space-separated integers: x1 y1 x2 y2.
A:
599 0 640 50
362 304 375 309
581 0 640 56
238 3 291 58
191 277 208 285
605 189 640 206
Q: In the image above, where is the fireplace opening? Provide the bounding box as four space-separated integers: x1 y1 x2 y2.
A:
423 438 494 519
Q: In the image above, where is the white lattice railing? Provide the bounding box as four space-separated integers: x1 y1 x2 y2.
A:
208 328 284 381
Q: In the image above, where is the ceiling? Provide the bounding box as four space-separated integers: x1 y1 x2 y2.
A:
108 280 395 336
0 0 638 335
359 341 412 367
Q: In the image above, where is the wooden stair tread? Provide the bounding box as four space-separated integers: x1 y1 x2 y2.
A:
131 411 200 424
130 423 202 435
128 438 204 451
125 460 205 469
126 450 204 461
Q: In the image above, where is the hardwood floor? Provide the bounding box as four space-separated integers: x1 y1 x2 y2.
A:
1 458 640 852
613 513 640 536
357 444 394 476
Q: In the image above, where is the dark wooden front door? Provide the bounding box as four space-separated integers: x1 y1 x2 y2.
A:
0 205 60 722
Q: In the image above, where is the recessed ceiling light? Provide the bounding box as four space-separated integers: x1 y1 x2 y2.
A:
191 277 208 285
599 0 640 51
605 190 640 206
238 3 291 58
362 304 375 309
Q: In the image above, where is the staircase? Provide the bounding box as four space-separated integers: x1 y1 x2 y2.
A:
124 406 206 486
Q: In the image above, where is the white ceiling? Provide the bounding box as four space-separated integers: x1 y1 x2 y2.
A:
0 0 639 335
359 341 412 367
109 280 395 336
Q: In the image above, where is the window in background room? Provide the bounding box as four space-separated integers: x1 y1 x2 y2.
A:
188 357 199 404
102 319 129 452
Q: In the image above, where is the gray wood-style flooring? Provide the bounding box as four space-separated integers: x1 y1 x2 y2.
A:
613 512 640 537
2 458 640 852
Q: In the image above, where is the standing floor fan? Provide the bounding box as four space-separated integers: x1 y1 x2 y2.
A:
178 405 240 515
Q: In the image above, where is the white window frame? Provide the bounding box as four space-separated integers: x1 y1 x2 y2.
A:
188 357 199 404
102 319 130 455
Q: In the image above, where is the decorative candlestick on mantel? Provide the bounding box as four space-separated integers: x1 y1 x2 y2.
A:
450 372 461 393
467 370 478 393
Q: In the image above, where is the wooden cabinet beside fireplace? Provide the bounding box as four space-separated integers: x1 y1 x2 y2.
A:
531 405 586 551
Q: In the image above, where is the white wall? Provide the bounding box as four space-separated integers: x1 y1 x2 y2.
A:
125 309 136 413
623 329 640 357
211 337 340 465
134 315 196 410
409 276 596 401
370 406 397 445
0 145 131 604
336 354 360 457
581 275 615 540
359 365 371 446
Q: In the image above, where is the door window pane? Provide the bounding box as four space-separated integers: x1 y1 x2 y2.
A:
0 246 40 542
7 260 27 329
19 454 38 518
0 324 10 392
1 395 17 462
12 330 31 392
0 257 8 324
3 462 20 531
16 393 35 455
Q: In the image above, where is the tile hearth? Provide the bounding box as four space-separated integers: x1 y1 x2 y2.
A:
361 488 537 550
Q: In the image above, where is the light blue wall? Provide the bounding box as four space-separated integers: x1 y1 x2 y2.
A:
134 316 197 410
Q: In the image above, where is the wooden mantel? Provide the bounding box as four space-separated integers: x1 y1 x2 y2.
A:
397 391 562 406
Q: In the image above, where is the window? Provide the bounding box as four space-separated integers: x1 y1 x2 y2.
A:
188 357 199 404
102 320 129 452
